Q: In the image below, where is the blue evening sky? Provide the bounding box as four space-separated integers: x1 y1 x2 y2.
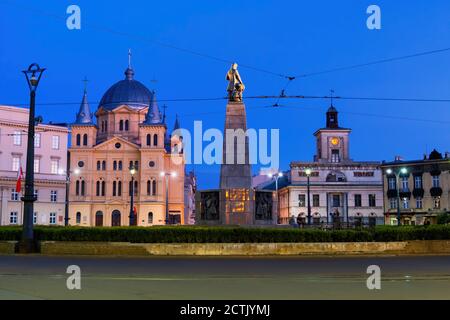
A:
0 0 449 189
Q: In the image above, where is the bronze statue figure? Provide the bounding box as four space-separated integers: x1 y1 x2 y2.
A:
226 63 245 102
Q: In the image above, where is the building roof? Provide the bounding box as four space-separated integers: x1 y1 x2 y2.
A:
98 67 153 111
74 89 93 125
142 91 163 125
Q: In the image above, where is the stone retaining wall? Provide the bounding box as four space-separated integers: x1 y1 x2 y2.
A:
2 240 449 256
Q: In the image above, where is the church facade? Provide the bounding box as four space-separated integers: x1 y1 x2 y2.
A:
276 105 384 226
68 63 185 227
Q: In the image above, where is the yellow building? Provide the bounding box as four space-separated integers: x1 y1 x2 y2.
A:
381 150 450 225
68 63 184 226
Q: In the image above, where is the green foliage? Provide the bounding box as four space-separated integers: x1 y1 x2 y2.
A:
437 213 450 225
0 225 449 243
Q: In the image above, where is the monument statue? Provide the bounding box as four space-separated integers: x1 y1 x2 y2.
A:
226 63 245 102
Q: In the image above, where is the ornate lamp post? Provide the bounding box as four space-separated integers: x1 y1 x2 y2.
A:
305 168 312 225
19 64 45 253
268 172 283 224
129 164 137 226
386 167 407 226
160 171 177 225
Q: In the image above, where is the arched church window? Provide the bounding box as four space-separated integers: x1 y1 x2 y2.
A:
146 134 151 146
148 212 153 224
153 134 158 147
152 180 157 196
76 134 81 146
125 120 129 131
119 120 124 131
83 134 88 146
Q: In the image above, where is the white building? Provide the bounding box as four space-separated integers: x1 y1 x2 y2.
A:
0 105 69 226
273 105 384 226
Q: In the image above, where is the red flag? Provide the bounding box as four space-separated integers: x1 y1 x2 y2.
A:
16 166 23 193
133 206 137 215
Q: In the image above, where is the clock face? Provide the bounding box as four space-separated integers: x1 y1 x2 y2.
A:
331 137 339 146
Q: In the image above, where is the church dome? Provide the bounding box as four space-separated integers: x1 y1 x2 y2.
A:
98 67 153 111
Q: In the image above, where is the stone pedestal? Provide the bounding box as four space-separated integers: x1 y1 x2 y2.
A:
219 101 252 189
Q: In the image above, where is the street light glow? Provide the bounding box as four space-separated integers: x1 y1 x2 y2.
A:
400 168 408 174
278 172 283 177
73 168 80 175
305 168 312 176
160 171 165 177
171 171 177 177
386 169 393 175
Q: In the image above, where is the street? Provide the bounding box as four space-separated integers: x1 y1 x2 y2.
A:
0 255 449 300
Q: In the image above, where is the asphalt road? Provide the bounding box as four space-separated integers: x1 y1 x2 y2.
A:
0 255 449 300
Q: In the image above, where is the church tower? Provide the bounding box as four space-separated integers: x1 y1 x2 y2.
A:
314 104 351 163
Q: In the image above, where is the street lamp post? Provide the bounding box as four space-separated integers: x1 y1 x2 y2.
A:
161 171 177 225
305 168 312 225
386 167 407 226
129 164 137 226
19 64 45 253
268 172 283 224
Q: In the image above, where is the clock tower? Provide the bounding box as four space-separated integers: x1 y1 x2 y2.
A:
313 105 351 163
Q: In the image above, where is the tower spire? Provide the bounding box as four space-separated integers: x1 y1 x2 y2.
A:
330 89 335 106
75 77 93 124
124 49 135 80
143 90 162 124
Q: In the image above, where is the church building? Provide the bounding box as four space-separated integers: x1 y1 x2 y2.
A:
68 59 185 226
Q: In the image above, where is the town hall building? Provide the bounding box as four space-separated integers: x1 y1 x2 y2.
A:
68 60 185 226
273 104 384 226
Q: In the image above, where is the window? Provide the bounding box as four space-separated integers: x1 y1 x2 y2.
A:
11 189 19 201
432 175 440 188
118 161 123 171
10 212 18 225
368 194 376 207
125 120 129 131
51 160 59 174
153 134 158 147
113 181 117 196
148 212 153 224
134 161 139 170
434 197 441 209
354 194 362 207
298 194 306 207
34 159 40 173
104 121 108 132
101 181 106 196
414 176 423 189
390 198 397 209
402 198 409 209
146 134 151 146
12 157 20 172
76 180 80 196
81 181 85 196
83 134 88 146
50 190 57 202
76 212 81 224
313 194 320 207
401 177 409 191
76 134 81 146
118 181 122 196
102 161 106 170
331 149 340 163
49 213 56 225
147 180 151 195
332 195 340 207
97 161 101 171
33 212 38 224
13 131 22 145
152 180 156 196
96 181 100 196
119 120 124 131
34 189 38 201
416 197 423 209
52 136 60 149
113 161 117 171
34 133 41 148
388 177 396 190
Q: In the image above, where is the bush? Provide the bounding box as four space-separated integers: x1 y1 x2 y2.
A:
437 213 450 225
0 225 449 243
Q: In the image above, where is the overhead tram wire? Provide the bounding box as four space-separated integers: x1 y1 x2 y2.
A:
3 94 450 108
